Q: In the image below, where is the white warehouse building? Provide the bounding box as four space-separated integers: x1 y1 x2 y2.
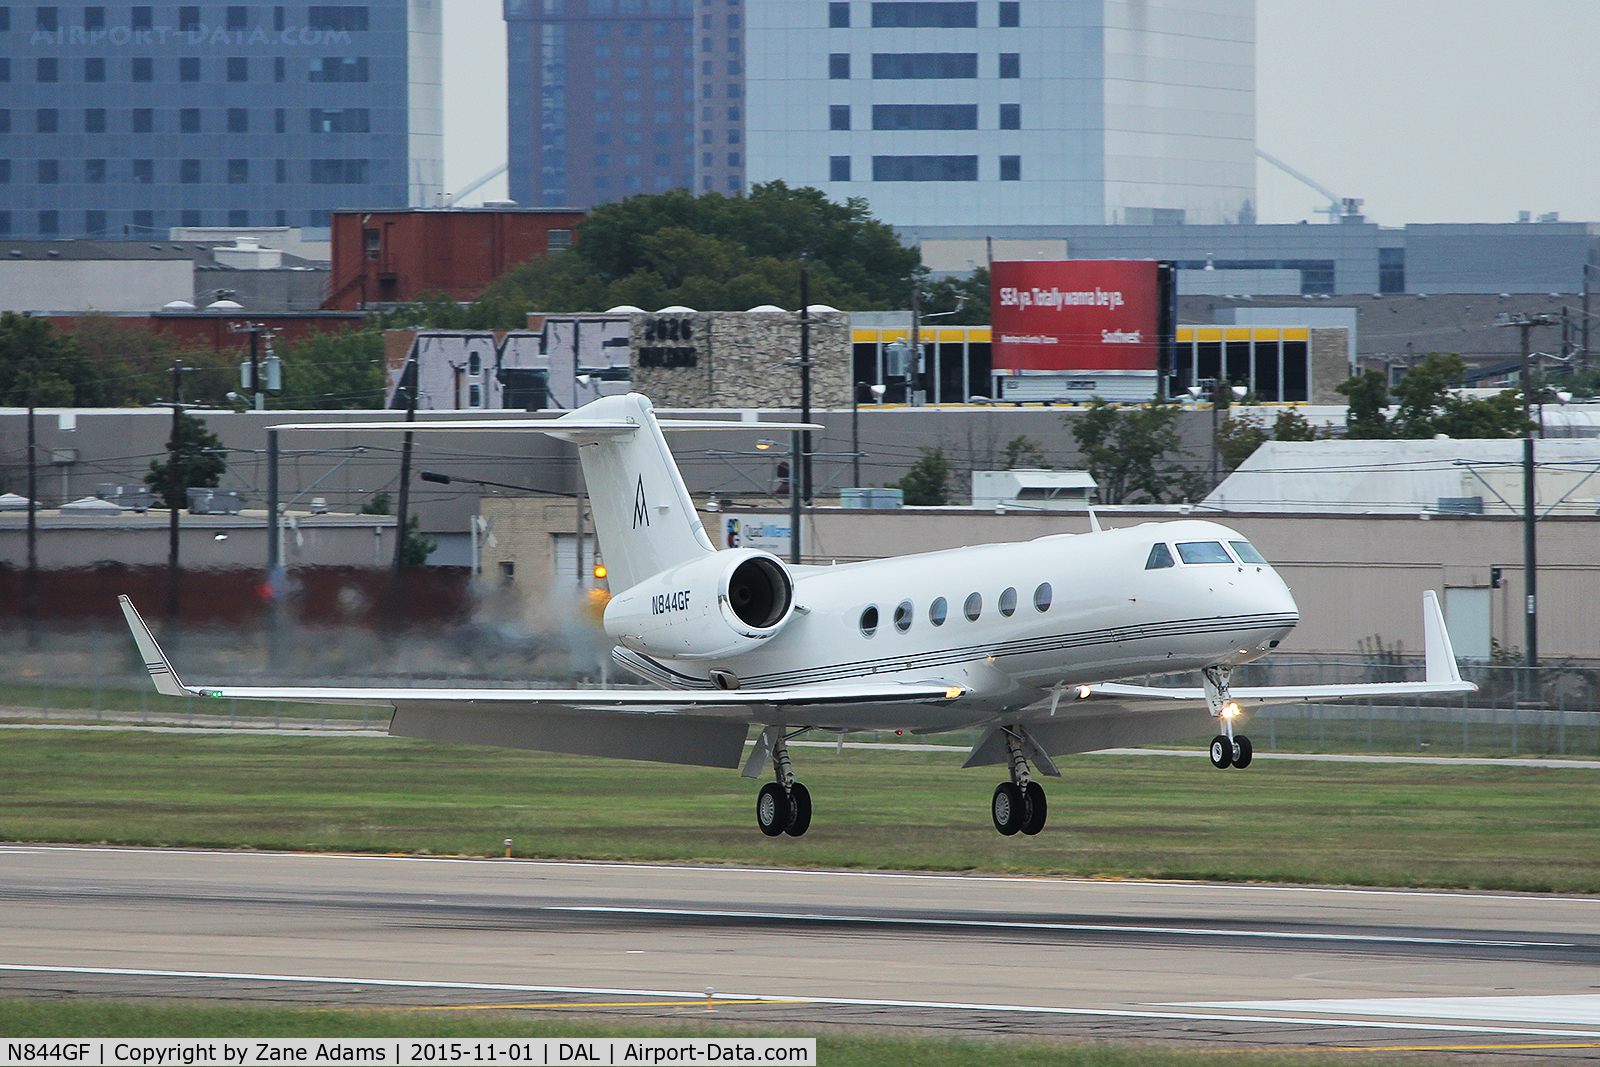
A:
746 0 1256 228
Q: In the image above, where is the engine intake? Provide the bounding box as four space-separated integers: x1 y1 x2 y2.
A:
603 549 795 660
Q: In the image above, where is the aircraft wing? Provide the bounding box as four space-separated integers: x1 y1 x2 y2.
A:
1078 590 1477 707
119 596 961 768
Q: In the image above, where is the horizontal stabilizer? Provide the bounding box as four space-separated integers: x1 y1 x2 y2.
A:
269 418 821 435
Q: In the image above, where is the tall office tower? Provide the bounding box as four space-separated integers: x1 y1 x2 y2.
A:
1 2 442 240
508 1 1253 226
758 0 1255 227
506 0 697 208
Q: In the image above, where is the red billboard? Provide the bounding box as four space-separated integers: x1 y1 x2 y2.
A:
991 260 1161 371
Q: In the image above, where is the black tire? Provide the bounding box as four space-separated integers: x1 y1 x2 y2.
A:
1021 781 1047 835
756 782 790 837
1209 734 1233 769
1233 735 1253 769
784 782 812 837
992 782 1025 836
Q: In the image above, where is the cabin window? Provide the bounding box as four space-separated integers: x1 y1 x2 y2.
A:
893 599 913 632
1176 541 1233 565
998 587 1017 616
929 596 947 626
963 592 981 621
859 605 878 637
1230 540 1268 565
1145 543 1174 569
1033 583 1052 612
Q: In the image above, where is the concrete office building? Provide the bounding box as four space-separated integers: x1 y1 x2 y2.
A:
1 1 442 240
915 220 1600 296
507 0 1255 226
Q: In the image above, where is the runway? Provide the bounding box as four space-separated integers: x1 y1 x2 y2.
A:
2 846 1599 1057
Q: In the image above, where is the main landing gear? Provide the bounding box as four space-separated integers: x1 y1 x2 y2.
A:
991 729 1046 836
1203 665 1253 771
753 728 811 837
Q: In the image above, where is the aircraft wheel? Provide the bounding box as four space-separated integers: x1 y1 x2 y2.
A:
784 782 812 837
1209 735 1234 769
1232 735 1253 769
756 782 790 837
1021 781 1047 836
992 782 1025 836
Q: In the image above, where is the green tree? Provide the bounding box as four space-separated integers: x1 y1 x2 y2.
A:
892 447 949 505
919 266 991 326
1272 408 1323 441
1338 353 1534 440
275 330 387 409
399 514 438 566
1069 399 1192 505
1336 369 1391 438
1215 411 1269 473
144 412 228 511
360 490 392 515
0 312 98 406
1002 434 1048 469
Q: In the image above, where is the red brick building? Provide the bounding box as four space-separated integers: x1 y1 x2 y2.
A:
323 208 585 311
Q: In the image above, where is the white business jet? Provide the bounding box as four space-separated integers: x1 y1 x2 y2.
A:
120 393 1476 838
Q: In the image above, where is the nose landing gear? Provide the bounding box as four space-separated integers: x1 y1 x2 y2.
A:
1203 665 1253 771
992 730 1047 836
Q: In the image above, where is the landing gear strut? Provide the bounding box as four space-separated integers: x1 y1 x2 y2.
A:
992 729 1047 836
1203 665 1253 771
753 728 811 837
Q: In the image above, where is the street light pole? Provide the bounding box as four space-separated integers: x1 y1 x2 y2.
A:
798 259 812 504
25 402 38 644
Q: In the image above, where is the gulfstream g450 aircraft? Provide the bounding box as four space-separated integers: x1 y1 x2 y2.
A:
121 393 1476 837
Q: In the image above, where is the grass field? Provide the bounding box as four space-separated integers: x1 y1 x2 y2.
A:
1 730 1598 892
0 1000 1445 1066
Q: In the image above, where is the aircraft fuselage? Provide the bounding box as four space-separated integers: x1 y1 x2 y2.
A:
618 518 1299 730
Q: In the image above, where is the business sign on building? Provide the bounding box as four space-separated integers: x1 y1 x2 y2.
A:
991 260 1162 372
722 516 790 558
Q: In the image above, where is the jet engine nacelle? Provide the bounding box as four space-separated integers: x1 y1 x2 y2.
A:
603 548 794 660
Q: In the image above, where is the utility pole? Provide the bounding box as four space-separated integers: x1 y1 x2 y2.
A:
798 259 812 504
266 427 283 668
1583 262 1593 374
1498 313 1558 423
166 361 184 623
25 402 38 646
910 284 921 406
1523 434 1537 674
392 365 418 575
788 430 801 565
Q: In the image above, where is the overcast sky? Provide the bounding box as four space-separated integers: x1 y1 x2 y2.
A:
443 0 1600 225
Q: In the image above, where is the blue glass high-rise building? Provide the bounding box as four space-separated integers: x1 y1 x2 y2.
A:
506 0 703 209
0 2 442 239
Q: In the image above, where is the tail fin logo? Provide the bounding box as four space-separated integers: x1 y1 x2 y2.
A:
632 475 650 529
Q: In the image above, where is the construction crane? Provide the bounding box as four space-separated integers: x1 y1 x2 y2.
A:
1256 149 1367 223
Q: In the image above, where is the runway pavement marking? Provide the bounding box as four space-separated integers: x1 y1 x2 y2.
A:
1179 994 1600 1026
544 904 1572 948
11 843 1600 905
387 1001 807 1012
3 964 1599 1039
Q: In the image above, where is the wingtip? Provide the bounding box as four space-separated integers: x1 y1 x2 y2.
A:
1422 589 1464 685
118 595 189 698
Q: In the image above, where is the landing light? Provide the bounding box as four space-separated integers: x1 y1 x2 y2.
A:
1222 702 1241 719
944 686 961 699
1077 684 1092 699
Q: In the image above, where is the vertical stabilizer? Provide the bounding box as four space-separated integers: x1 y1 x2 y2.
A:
548 394 715 591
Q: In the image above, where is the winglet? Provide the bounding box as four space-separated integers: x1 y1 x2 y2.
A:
117 595 190 698
1422 589 1463 684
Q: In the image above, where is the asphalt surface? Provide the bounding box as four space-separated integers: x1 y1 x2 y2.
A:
1 846 1598 1059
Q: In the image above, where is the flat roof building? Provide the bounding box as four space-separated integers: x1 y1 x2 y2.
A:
1 1 442 240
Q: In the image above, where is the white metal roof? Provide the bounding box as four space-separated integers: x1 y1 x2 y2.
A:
1203 438 1600 515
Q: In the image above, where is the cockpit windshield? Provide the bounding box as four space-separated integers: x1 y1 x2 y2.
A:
1229 540 1269 565
1144 543 1175 569
1176 541 1233 565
